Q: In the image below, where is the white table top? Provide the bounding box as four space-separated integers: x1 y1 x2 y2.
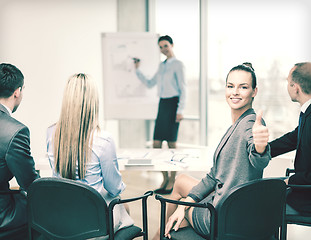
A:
117 147 214 172
33 147 295 175
9 147 295 188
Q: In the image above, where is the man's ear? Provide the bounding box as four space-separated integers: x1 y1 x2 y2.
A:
13 87 21 98
294 83 301 94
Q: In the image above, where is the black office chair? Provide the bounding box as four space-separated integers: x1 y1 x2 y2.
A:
280 168 311 240
0 189 29 240
27 177 153 240
156 178 287 240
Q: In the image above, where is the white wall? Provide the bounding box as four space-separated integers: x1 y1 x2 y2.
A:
0 0 117 160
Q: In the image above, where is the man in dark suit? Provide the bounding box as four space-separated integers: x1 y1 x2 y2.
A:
269 62 311 215
0 63 39 234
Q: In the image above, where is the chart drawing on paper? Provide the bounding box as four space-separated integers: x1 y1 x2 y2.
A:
102 32 160 119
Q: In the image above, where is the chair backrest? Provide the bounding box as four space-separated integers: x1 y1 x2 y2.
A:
27 177 110 240
216 178 286 240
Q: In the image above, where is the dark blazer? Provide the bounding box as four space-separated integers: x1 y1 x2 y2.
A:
269 104 311 214
0 103 39 230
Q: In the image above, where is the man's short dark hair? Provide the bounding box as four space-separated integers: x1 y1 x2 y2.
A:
0 63 24 98
292 62 311 95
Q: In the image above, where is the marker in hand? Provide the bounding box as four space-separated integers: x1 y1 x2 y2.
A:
132 58 140 63
133 57 140 69
252 110 269 154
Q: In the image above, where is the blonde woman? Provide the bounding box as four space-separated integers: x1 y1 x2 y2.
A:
46 73 134 232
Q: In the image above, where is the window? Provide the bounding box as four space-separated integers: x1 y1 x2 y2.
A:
154 0 310 147
155 0 200 146
207 0 310 144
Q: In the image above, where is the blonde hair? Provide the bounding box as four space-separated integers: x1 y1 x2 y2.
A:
53 73 100 179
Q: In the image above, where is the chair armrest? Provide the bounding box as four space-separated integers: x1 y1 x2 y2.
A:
287 184 311 189
0 189 21 195
286 168 295 177
155 194 213 208
155 194 215 240
111 190 153 205
285 169 311 191
286 184 311 195
108 191 153 239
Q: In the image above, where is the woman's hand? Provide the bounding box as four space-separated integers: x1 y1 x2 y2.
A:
165 205 186 238
252 110 269 154
176 113 183 122
133 58 140 69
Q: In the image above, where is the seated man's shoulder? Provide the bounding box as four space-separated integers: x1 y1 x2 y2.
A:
0 114 27 138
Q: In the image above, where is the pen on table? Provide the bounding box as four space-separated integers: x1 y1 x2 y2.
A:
166 159 189 168
171 154 188 163
170 158 186 164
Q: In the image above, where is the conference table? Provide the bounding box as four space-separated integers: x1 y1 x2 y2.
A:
9 147 294 188
117 147 214 172
33 147 215 178
117 148 294 175
35 146 294 175
8 147 213 189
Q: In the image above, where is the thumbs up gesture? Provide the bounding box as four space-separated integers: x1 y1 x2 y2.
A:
252 110 269 154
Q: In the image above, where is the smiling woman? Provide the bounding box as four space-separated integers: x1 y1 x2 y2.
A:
152 62 271 239
225 63 258 123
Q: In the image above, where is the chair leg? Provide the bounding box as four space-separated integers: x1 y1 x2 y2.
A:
280 222 287 240
142 197 148 240
274 228 279 240
280 200 287 240
159 201 166 240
